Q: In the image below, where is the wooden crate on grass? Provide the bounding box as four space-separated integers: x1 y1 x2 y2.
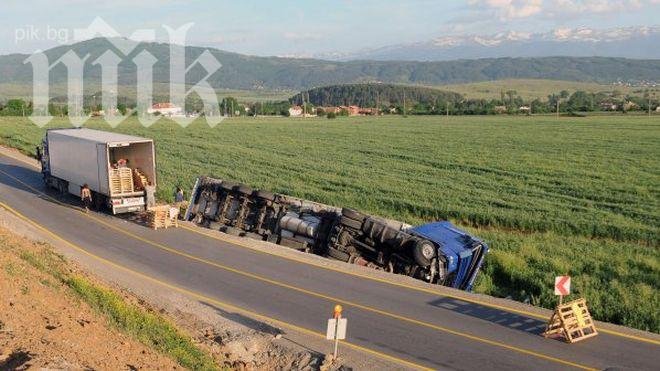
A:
146 205 179 230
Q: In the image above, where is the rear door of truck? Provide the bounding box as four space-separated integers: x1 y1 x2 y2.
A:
96 143 110 196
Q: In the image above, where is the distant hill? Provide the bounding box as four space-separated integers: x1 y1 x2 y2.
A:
291 84 462 107
330 26 660 62
1 38 659 93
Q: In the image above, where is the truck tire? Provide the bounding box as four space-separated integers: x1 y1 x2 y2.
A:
340 216 363 230
223 226 242 236
326 247 350 262
255 190 275 202
234 184 253 196
221 181 237 192
244 232 265 241
279 236 308 251
413 240 436 267
267 234 280 244
341 208 366 221
93 193 107 211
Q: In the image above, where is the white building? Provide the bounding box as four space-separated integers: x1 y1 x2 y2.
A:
148 103 183 117
289 105 303 117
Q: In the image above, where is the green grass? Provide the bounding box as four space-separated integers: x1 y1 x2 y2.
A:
16 240 218 370
0 115 658 332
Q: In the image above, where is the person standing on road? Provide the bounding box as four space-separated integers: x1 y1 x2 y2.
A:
174 187 184 203
81 184 92 213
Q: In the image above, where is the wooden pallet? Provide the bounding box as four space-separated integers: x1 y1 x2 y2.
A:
146 205 179 230
543 298 598 343
109 168 134 195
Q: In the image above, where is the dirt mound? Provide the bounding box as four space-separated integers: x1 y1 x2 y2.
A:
0 228 181 370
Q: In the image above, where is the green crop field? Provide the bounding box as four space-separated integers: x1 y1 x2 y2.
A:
0 115 658 332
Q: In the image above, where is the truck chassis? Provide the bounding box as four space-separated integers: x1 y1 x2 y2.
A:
186 176 488 290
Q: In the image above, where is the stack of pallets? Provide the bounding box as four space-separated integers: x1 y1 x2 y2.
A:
146 205 179 230
133 168 149 190
109 168 134 194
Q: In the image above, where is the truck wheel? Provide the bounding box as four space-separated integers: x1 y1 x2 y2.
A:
341 208 366 221
340 216 363 230
327 247 350 262
279 236 308 251
267 234 280 244
93 193 107 211
223 226 242 236
221 181 237 192
413 240 436 267
234 184 253 196
255 190 275 202
58 179 68 195
244 232 265 241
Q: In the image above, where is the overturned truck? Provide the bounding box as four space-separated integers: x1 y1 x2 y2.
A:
185 177 488 291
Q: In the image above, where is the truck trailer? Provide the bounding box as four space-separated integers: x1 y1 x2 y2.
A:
39 128 157 214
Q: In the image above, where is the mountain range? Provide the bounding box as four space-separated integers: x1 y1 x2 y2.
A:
320 26 660 62
0 37 658 94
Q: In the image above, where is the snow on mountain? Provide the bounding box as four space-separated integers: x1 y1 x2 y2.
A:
320 26 660 61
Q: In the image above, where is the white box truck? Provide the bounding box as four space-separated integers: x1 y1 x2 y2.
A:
39 128 157 214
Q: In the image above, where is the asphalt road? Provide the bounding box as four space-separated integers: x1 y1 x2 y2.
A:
0 152 658 370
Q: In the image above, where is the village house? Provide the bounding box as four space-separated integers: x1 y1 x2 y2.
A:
358 107 380 115
493 105 507 114
599 102 618 111
343 105 361 116
147 103 183 117
623 101 639 111
319 106 341 114
318 105 380 116
288 105 303 117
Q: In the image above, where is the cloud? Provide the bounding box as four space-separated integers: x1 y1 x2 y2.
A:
550 0 643 15
469 0 543 20
469 0 652 20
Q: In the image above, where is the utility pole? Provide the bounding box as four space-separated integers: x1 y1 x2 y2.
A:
556 99 560 118
376 91 380 116
446 102 449 117
402 90 406 117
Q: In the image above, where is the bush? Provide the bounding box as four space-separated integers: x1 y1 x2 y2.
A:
326 111 337 119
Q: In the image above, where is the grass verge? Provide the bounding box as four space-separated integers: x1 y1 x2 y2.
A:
18 243 218 370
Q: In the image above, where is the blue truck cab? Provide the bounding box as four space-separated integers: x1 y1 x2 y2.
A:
411 221 489 291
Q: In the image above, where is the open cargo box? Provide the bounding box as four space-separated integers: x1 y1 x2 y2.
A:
43 128 157 214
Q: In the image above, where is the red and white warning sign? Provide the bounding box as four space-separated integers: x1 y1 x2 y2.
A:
554 276 571 296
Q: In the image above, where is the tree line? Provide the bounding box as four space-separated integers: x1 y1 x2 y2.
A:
1 86 658 117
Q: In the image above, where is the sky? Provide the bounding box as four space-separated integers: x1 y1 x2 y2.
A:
1 0 659 56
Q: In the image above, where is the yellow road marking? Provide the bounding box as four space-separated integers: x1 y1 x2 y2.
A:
1 150 658 347
0 201 431 371
0 168 600 370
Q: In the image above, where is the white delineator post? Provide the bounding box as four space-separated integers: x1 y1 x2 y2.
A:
326 304 347 361
333 312 341 359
